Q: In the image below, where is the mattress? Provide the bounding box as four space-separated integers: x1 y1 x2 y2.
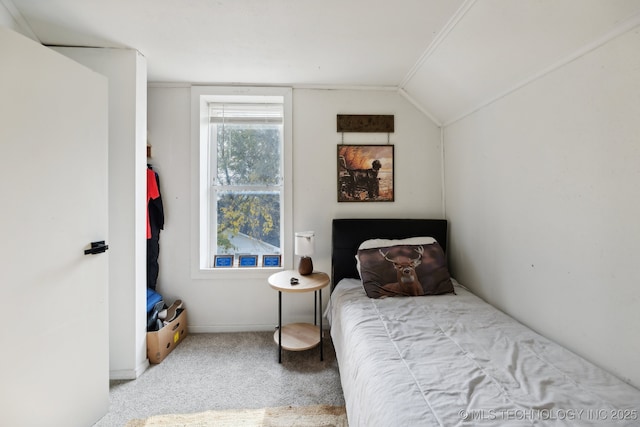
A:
328 279 640 426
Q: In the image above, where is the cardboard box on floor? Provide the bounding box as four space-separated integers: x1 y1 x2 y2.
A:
147 308 188 364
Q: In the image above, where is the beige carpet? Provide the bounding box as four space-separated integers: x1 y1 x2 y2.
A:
126 404 348 427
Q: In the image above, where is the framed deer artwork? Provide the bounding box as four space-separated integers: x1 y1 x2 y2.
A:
337 144 394 202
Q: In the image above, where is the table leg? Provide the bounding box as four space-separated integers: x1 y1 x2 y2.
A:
319 289 323 361
278 290 282 363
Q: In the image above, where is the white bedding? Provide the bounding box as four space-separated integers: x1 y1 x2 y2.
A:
328 279 640 426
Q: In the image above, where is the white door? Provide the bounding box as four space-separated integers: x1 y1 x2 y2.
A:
0 28 109 426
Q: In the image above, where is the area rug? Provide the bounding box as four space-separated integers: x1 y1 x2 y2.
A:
125 404 348 427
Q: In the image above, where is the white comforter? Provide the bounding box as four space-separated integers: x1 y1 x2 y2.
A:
328 279 640 426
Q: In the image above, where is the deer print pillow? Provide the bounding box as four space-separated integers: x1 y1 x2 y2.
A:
355 236 437 276
357 242 454 298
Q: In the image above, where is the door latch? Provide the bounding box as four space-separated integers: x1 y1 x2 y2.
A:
84 241 109 255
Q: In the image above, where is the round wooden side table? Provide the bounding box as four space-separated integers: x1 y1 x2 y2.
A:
268 270 330 363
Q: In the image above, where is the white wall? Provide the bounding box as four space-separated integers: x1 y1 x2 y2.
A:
0 1 34 39
147 87 442 331
53 47 149 380
0 2 17 31
444 27 640 387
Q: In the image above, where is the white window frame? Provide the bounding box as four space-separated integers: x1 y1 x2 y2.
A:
190 86 293 278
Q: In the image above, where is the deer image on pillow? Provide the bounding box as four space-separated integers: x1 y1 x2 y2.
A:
357 242 454 298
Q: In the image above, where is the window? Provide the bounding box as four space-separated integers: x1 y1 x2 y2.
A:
192 87 292 273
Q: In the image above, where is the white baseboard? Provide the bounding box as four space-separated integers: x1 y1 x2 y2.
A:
188 324 275 333
188 323 331 334
109 359 149 380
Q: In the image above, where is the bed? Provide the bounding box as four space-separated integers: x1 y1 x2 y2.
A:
328 219 640 426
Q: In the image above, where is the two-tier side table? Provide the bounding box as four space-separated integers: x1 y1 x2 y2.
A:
268 270 330 363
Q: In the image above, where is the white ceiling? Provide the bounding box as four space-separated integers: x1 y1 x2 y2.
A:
6 0 640 125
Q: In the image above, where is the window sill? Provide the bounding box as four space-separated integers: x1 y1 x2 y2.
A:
192 266 284 280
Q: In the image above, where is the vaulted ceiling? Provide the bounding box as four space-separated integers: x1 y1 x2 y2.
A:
6 0 640 125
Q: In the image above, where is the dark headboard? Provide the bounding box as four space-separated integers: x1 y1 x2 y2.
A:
331 218 448 290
